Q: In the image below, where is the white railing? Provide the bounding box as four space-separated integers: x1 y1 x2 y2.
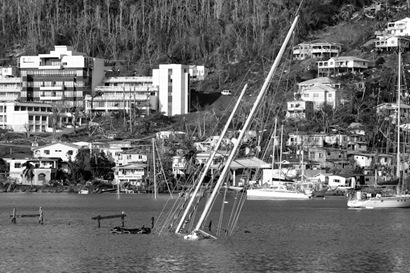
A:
39 96 63 101
40 86 64 91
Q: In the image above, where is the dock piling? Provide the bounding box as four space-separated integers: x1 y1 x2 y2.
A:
92 211 127 228
10 207 43 224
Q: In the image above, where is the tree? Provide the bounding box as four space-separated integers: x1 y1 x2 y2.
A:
22 161 34 186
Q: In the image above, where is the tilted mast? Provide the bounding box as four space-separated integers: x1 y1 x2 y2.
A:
192 15 300 235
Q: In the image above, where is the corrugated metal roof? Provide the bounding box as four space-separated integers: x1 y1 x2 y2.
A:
229 157 270 170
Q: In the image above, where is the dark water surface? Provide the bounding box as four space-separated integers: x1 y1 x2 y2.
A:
1 193 409 273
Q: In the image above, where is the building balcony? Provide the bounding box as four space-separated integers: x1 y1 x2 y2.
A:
95 85 156 93
38 65 62 70
117 174 144 179
0 78 21 83
0 86 21 91
40 86 64 91
311 48 339 54
0 95 19 100
39 96 64 101
93 94 149 101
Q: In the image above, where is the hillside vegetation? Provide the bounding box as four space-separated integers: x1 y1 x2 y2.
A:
1 0 410 149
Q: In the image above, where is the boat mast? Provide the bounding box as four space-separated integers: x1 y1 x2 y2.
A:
174 84 249 234
279 124 284 176
193 15 300 233
152 138 157 199
397 50 401 179
271 117 278 183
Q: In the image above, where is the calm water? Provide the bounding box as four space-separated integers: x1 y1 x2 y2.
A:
1 193 409 273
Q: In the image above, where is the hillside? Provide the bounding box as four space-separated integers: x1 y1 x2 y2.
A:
1 1 410 147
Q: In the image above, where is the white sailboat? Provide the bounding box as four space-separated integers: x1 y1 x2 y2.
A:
247 123 312 200
347 49 410 208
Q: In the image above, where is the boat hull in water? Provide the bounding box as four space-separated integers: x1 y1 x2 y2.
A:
312 188 328 198
247 188 311 200
347 190 410 208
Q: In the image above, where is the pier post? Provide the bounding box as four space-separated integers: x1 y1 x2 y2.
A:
11 208 16 224
39 207 43 224
121 211 125 227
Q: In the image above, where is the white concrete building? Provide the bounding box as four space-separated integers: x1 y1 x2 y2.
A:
386 17 410 36
4 157 60 185
116 151 148 166
189 65 208 81
19 45 105 108
375 36 410 52
85 76 159 116
32 142 81 162
113 163 147 186
0 77 22 101
152 64 190 116
0 101 83 133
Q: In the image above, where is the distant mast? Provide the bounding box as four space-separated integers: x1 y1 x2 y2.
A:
397 50 401 179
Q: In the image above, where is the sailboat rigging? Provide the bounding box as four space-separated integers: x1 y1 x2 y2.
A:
347 48 410 208
154 15 303 240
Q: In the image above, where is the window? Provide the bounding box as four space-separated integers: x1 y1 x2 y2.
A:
313 93 319 97
14 163 21 168
334 179 340 183
67 150 73 155
127 155 132 160
55 150 62 152
44 150 50 155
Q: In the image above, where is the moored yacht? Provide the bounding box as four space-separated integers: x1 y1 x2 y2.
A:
246 182 312 200
347 189 410 208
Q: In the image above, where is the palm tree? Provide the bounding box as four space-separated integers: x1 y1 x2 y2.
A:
22 161 35 187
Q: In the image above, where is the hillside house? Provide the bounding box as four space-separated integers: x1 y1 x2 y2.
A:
292 42 342 60
375 36 410 52
5 157 60 185
296 77 341 110
32 142 80 162
386 17 410 37
307 147 349 170
113 163 147 186
189 65 208 81
286 133 326 147
171 151 229 176
317 56 370 77
327 174 357 190
116 150 148 166
286 100 314 120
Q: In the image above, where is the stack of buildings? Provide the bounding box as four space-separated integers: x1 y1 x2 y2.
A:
0 45 208 133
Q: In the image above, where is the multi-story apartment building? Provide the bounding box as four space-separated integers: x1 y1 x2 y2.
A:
0 77 22 101
19 45 105 108
152 64 190 116
85 76 159 116
292 42 342 60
